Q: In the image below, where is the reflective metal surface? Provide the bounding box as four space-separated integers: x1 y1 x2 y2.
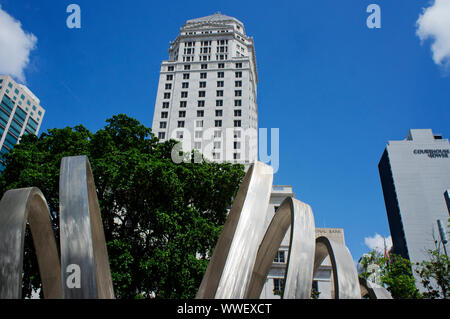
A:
246 197 316 299
196 162 274 298
314 236 361 299
0 187 62 299
59 155 115 299
359 277 392 299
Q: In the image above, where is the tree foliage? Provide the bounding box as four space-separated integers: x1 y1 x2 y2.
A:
0 114 245 299
359 250 421 299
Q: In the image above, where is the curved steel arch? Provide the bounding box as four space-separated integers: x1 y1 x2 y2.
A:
246 197 316 299
0 187 62 299
196 161 274 299
359 277 392 299
59 155 115 299
314 236 361 299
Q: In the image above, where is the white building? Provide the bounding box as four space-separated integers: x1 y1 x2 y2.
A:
0 75 45 169
152 13 258 164
259 185 346 299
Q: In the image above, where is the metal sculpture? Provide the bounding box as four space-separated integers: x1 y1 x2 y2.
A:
246 197 315 299
0 187 61 299
359 277 392 299
197 161 363 299
314 236 361 299
196 162 274 298
0 155 114 299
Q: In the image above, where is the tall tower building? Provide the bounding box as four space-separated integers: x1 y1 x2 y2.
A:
152 13 258 164
0 75 45 169
378 129 450 289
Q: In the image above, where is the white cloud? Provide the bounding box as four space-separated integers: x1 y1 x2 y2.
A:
364 233 392 254
0 6 37 83
416 0 450 70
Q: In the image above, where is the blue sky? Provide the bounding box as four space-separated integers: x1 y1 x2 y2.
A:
0 0 449 263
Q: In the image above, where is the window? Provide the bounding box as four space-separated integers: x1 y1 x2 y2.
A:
165 83 172 90
160 122 167 129
233 130 241 138
235 81 242 87
197 110 204 117
166 74 173 81
235 90 242 97
273 279 284 293
196 120 203 128
199 91 206 97
168 66 174 71
198 100 205 107
162 102 170 108
236 62 242 68
214 141 221 149
234 142 241 149
176 131 184 139
164 93 171 99
214 130 222 138
274 251 285 263
183 73 190 79
179 111 186 118
161 112 168 118
195 131 203 138
180 101 187 108
199 81 206 88
184 64 190 70
217 72 224 78
217 81 224 87
216 100 223 107
200 72 207 79
235 100 242 106
234 120 241 127
215 120 222 127
218 63 225 69
213 153 221 160
181 91 188 98
194 142 201 150
182 82 189 88
158 132 166 139
216 90 223 97
215 110 223 117
235 71 242 78
201 64 208 69
177 121 185 128
233 153 240 160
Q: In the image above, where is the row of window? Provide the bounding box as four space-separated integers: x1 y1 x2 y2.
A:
166 62 243 72
164 89 243 99
162 99 243 109
161 109 242 118
159 119 242 129
166 71 243 81
165 80 242 90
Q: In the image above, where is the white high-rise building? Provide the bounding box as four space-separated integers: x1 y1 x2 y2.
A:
0 75 45 169
152 13 258 164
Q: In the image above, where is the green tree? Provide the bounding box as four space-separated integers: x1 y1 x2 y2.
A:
359 250 421 299
0 114 245 299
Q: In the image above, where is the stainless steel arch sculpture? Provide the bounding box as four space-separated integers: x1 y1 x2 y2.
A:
313 236 361 299
0 155 114 299
59 156 115 299
197 161 362 299
196 162 274 298
246 197 315 299
359 277 392 299
0 187 62 299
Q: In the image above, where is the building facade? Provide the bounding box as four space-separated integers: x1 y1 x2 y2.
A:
0 75 45 169
151 13 258 164
378 129 450 289
258 185 344 299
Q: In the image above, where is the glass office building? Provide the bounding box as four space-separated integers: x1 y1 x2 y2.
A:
0 75 45 169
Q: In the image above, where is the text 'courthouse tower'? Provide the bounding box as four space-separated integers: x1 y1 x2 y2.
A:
152 13 258 164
